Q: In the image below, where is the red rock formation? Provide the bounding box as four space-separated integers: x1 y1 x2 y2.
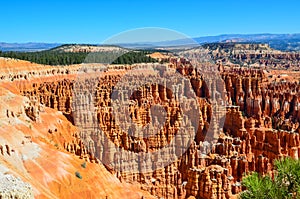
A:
1 51 300 199
0 58 155 199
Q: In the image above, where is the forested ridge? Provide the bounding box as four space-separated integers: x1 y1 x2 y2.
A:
0 47 159 65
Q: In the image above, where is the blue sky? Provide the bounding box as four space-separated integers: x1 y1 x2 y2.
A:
1 0 299 43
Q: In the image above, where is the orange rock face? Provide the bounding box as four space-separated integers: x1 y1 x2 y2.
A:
0 58 155 199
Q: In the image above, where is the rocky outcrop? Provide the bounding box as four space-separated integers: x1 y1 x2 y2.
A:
0 174 34 199
206 43 300 69
222 68 300 132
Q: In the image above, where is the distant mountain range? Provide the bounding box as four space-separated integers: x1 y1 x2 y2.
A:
0 42 61 52
1 33 300 52
194 33 300 43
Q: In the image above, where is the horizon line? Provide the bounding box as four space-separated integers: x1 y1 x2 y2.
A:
1 32 300 44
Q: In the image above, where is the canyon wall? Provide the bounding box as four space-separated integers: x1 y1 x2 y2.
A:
1 52 300 199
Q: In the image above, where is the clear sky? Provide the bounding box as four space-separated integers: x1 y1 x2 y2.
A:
1 0 299 43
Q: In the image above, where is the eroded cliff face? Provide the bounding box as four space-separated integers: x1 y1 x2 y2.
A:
0 58 155 199
207 43 300 69
1 52 300 199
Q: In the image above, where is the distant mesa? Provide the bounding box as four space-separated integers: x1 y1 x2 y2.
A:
50 44 126 53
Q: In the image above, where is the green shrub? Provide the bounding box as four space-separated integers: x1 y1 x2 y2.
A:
81 162 86 168
75 171 82 179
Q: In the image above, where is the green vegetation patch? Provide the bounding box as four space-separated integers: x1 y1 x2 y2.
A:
75 171 82 179
0 48 158 66
240 157 300 199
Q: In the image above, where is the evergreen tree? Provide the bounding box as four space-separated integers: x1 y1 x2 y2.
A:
240 157 300 199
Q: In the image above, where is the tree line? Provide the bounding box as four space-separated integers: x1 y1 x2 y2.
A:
0 50 88 65
112 51 157 64
0 50 158 65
